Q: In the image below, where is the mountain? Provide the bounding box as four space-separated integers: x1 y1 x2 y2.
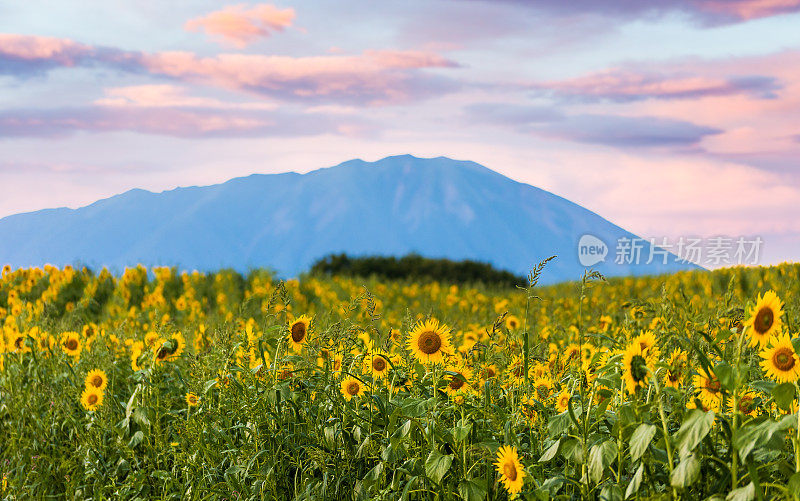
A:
0 155 699 283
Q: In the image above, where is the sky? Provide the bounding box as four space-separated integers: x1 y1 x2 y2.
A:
1 0 799 266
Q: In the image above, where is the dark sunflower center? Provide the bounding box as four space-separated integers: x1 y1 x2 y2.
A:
417 331 442 355
65 339 78 350
347 382 360 395
291 323 306 343
630 355 648 383
449 376 465 390
91 376 103 387
668 369 681 382
754 307 774 334
503 462 518 481
509 320 518 328
739 396 754 413
372 357 387 372
773 347 795 371
484 367 496 378
706 378 721 393
85 327 94 337
537 385 550 398
88 394 98 405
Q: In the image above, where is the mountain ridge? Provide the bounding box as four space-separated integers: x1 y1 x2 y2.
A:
0 154 700 283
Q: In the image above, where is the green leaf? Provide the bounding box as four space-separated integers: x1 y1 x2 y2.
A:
734 414 796 459
715 362 735 391
599 484 623 501
425 449 452 484
792 337 800 355
539 439 561 463
625 463 645 499
458 479 487 501
128 430 144 449
726 482 755 501
671 453 700 488
588 440 617 483
453 420 473 442
772 382 796 411
629 423 657 461
548 411 573 437
674 409 715 457
561 437 584 464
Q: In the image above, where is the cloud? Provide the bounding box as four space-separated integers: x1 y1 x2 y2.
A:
535 114 723 148
184 4 295 48
94 84 277 109
0 34 459 105
0 105 374 139
532 70 781 102
482 0 800 24
463 103 563 125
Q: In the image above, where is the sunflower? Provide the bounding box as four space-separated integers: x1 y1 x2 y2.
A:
364 350 391 379
632 331 660 359
563 343 580 366
495 445 525 497
505 315 521 331
340 377 365 401
60 332 81 358
622 342 654 394
479 364 499 385
555 389 571 413
693 368 723 408
532 376 554 401
407 318 452 365
745 290 784 348
759 334 800 383
506 355 529 386
444 364 473 395
81 323 98 339
80 386 104 412
664 350 688 389
519 394 538 425
729 390 758 417
288 315 312 352
185 392 200 407
598 315 612 332
85 369 108 391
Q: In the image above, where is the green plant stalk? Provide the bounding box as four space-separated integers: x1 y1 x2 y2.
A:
654 375 676 500
794 382 800 474
731 327 746 490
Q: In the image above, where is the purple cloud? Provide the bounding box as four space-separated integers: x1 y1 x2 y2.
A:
530 69 782 103
0 106 375 139
473 0 800 24
535 114 723 148
464 103 563 125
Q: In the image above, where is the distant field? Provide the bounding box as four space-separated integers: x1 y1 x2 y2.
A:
0 262 798 499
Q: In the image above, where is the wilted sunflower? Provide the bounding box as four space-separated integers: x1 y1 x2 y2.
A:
555 389 571 413
85 369 108 391
185 392 200 407
745 290 784 348
407 319 452 365
80 386 104 412
60 332 81 358
364 350 391 379
760 334 800 383
692 368 723 408
495 445 525 496
340 377 365 401
288 315 312 352
622 342 653 394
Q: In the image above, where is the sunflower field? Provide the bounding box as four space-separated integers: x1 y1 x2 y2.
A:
0 261 799 500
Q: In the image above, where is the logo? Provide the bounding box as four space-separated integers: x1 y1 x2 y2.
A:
578 234 608 267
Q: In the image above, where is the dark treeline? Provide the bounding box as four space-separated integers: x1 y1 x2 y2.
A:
308 253 526 287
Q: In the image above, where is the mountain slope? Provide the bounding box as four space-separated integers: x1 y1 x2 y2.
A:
0 155 699 283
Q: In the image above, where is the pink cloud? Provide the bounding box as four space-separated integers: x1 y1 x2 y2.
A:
0 34 459 105
94 84 277 110
139 49 458 104
697 0 800 20
533 68 779 102
184 4 295 48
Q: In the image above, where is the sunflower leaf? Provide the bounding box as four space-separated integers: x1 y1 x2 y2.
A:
629 423 657 462
674 409 714 458
588 440 617 483
670 452 700 488
772 382 796 411
458 478 487 501
425 449 452 484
